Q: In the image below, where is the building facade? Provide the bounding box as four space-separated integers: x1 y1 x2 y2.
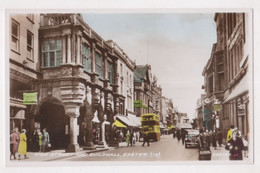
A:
10 14 41 135
133 65 152 117
202 13 250 141
9 13 139 152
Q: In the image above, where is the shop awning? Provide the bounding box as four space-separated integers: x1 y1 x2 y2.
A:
127 113 141 127
116 115 137 127
113 120 127 128
223 74 249 103
176 123 192 129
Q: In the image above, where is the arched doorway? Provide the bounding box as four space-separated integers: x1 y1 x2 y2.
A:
39 101 69 149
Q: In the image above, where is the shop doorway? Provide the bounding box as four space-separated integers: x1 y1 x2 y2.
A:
39 101 69 149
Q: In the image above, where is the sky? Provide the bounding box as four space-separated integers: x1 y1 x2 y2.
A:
82 13 217 119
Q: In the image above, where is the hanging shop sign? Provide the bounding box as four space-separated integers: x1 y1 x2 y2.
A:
23 92 37 105
213 104 222 111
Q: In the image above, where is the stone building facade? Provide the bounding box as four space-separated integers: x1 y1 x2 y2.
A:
10 14 41 134
202 13 251 141
133 65 152 117
9 13 136 152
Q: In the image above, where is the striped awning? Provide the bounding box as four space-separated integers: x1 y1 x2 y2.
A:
113 120 127 128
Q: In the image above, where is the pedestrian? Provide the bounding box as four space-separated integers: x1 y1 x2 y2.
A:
42 128 50 152
205 130 211 148
38 132 43 152
212 130 217 150
217 129 223 147
119 130 123 142
198 129 205 150
31 129 39 152
227 125 234 142
142 131 150 146
10 129 19 160
173 130 176 138
176 130 181 142
18 129 29 160
181 131 186 145
225 128 244 160
133 131 136 145
129 131 133 146
126 130 130 147
136 130 139 142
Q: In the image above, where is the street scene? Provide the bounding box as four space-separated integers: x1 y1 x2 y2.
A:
8 12 252 163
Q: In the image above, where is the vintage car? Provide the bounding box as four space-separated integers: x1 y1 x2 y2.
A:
184 129 200 148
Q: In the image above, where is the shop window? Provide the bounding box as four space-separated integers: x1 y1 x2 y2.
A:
82 44 91 73
11 19 20 52
95 52 104 79
41 39 62 68
27 31 34 60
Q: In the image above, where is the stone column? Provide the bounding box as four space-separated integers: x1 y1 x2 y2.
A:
62 36 66 64
66 104 80 152
76 34 81 65
104 52 108 80
91 43 96 73
82 102 96 150
67 35 71 64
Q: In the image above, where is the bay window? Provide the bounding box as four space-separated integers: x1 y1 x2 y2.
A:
82 44 91 73
41 39 62 68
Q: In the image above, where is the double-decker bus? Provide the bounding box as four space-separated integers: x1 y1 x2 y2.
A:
141 113 160 141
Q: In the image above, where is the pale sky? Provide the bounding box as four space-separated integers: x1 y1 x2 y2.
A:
82 13 217 119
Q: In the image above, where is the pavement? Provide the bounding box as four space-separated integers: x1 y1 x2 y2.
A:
9 142 132 162
210 145 250 162
9 136 251 162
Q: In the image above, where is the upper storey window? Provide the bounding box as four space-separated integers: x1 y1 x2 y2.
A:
95 52 104 79
107 61 114 84
82 44 91 73
27 31 34 60
11 19 20 53
41 39 62 68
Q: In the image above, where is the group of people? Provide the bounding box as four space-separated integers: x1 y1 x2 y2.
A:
10 128 50 160
121 129 150 147
125 130 141 147
197 129 223 150
225 125 247 160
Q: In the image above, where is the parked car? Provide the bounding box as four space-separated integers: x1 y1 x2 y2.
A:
184 129 200 148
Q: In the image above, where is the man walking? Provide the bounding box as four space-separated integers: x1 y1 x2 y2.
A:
142 131 150 146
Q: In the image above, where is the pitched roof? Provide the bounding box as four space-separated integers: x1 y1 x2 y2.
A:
134 65 148 82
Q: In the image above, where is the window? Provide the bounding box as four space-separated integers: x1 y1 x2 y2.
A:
218 73 224 91
127 72 129 85
227 13 238 37
41 39 62 68
27 31 33 60
95 52 104 79
107 61 114 84
121 81 123 94
208 75 214 93
11 19 19 52
82 44 91 73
